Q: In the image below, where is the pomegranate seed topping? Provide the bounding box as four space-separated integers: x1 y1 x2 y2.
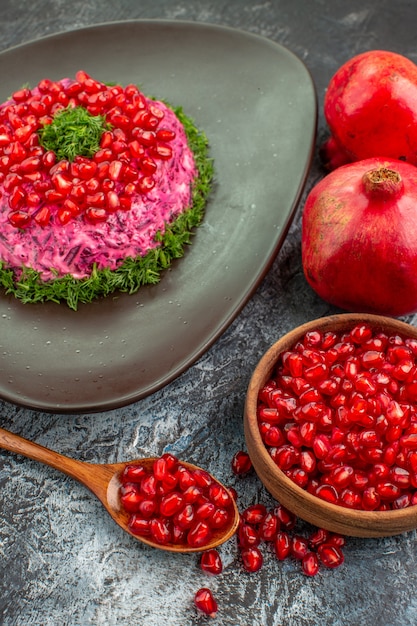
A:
194 588 218 617
200 549 223 576
34 206 51 227
8 210 30 228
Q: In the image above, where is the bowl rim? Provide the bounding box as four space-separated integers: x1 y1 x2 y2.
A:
244 313 417 537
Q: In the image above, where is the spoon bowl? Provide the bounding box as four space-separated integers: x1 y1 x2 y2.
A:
0 427 239 552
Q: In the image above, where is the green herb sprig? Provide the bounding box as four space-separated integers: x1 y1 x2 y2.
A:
38 105 110 161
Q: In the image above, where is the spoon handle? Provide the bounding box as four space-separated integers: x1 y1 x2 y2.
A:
0 426 94 484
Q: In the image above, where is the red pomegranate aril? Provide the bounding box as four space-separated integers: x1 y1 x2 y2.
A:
174 504 195 530
300 449 317 473
407 450 417 472
241 546 263 573
340 488 362 509
328 465 354 488
312 434 331 460
291 535 309 560
200 549 223 576
231 450 253 475
390 466 411 487
273 445 299 470
34 206 51 227
158 472 179 495
8 186 26 209
208 483 232 509
150 517 172 545
238 523 260 548
241 504 267 526
274 530 291 560
316 483 339 504
308 527 330 548
153 456 168 481
376 481 402 500
317 543 344 568
159 492 184 517
138 498 158 518
140 474 157 497
285 468 309 488
196 500 216 520
263 425 285 447
183 485 203 504
274 504 296 529
209 507 230 529
286 425 304 448
128 515 151 536
194 588 218 618
63 198 82 217
120 485 143 513
400 433 417 449
8 210 30 228
85 207 108 223
302 551 320 576
257 511 278 542
187 521 212 548
299 421 317 447
392 493 412 509
121 464 147 484
137 175 155 194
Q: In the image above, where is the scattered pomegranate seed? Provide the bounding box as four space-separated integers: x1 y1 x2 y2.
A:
240 546 264 572
302 551 320 576
231 450 253 475
194 587 218 618
200 549 223 576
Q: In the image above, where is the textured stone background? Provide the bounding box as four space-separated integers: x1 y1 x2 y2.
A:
1 1 417 625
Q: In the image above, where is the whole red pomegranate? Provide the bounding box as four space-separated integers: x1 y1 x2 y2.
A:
323 50 417 167
301 157 417 316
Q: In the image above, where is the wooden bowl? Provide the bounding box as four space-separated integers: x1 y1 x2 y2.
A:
244 313 417 537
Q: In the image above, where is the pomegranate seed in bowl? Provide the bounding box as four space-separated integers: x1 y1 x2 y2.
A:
244 314 417 537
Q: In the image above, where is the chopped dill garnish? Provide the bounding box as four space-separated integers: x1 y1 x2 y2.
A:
0 104 214 310
38 105 110 161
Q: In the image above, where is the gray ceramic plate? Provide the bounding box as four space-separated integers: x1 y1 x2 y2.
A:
0 20 316 413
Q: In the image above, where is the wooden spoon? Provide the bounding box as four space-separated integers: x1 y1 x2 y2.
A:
0 426 239 552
